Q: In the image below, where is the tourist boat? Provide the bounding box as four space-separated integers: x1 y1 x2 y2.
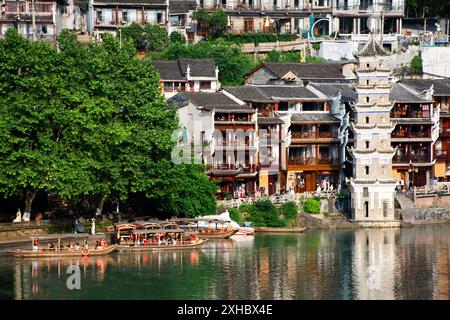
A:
10 233 117 258
234 226 255 236
115 227 207 252
173 217 238 239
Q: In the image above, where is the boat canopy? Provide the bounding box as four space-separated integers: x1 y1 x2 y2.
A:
114 223 136 230
131 228 185 235
29 233 104 240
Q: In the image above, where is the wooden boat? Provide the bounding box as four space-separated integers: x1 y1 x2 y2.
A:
11 233 117 258
173 218 238 239
114 227 207 252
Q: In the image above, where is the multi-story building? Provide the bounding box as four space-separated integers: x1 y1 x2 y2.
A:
168 0 196 39
349 35 397 221
223 82 350 193
168 91 258 199
222 86 284 195
333 0 404 37
197 0 333 35
88 0 169 34
0 0 58 42
152 58 220 98
390 82 437 189
399 79 450 182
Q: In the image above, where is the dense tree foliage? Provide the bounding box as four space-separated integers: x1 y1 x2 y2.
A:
120 23 169 51
151 40 255 86
221 33 298 44
246 199 285 227
303 198 321 214
191 9 228 39
0 29 216 217
265 50 325 63
406 0 450 18
410 54 423 74
169 31 185 44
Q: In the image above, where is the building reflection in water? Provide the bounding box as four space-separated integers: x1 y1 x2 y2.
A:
9 226 450 299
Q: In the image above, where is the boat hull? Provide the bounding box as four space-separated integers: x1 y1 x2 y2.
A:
116 239 208 252
235 227 255 236
12 245 117 258
196 229 238 239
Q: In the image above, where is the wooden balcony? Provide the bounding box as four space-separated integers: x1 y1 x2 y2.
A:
209 164 257 173
436 151 450 161
288 157 339 166
291 131 338 139
393 153 432 163
392 130 431 139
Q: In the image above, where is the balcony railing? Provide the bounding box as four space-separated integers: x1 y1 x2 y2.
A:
391 111 430 119
291 131 338 139
214 140 255 148
436 151 449 161
288 157 338 166
391 131 431 139
210 164 257 172
393 153 432 163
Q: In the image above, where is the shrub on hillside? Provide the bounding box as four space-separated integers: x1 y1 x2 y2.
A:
228 207 243 226
303 198 321 214
279 201 298 221
246 199 285 227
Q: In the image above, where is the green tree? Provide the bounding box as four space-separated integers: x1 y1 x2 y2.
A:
303 198 321 214
206 12 228 39
279 201 298 221
121 23 169 51
410 54 423 74
228 207 243 225
0 29 94 214
170 31 185 44
246 199 285 227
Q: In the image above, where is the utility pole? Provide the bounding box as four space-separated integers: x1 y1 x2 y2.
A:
380 1 385 44
31 0 36 41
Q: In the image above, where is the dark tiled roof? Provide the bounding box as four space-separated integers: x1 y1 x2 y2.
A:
309 83 357 102
152 60 185 80
152 59 216 81
258 116 284 124
224 86 273 103
169 0 197 14
399 79 450 96
390 83 433 103
169 92 255 113
262 62 346 80
257 86 321 100
358 34 388 57
291 114 340 123
178 59 217 78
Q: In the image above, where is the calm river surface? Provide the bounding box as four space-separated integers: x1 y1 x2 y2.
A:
1 224 450 300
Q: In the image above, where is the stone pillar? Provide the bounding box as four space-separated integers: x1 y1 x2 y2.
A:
406 171 410 190
426 169 430 186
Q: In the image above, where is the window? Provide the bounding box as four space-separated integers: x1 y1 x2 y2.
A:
244 18 254 33
97 10 103 22
366 63 370 68
363 187 369 197
200 81 211 90
365 166 369 175
366 141 369 148
365 117 369 124
163 82 173 92
364 201 369 217
303 102 325 111
366 97 369 103
122 11 128 22
366 80 369 85
157 12 163 24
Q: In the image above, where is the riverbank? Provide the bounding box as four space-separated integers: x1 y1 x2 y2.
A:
254 227 306 233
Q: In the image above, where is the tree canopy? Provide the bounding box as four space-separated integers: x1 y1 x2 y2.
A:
120 23 169 51
0 29 217 217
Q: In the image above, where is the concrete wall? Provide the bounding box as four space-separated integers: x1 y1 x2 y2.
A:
319 41 357 61
414 194 450 208
422 47 450 78
390 45 420 69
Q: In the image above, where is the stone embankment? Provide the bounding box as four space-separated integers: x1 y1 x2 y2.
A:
297 213 357 230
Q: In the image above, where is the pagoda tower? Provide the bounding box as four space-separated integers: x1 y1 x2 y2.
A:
349 35 397 222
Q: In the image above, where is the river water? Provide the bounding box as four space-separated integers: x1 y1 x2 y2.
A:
0 224 449 300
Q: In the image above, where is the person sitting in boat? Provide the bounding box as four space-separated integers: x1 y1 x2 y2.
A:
95 241 101 250
100 238 107 247
74 243 80 251
190 234 197 244
33 238 39 252
48 242 55 251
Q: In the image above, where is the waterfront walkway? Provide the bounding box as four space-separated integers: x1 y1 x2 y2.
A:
217 190 342 208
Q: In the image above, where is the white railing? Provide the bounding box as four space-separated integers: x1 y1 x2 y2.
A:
412 182 450 197
217 190 344 208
